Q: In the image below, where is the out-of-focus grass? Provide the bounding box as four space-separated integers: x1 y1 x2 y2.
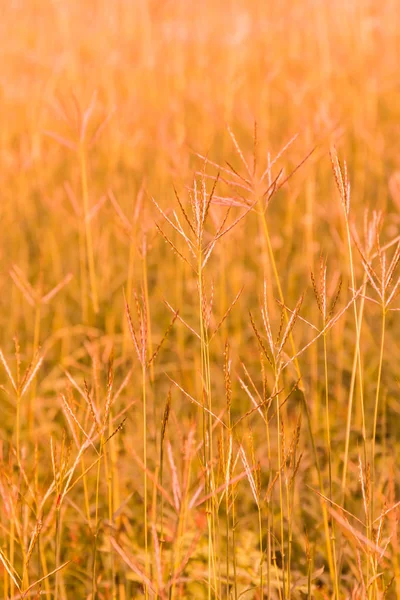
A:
1 1 400 598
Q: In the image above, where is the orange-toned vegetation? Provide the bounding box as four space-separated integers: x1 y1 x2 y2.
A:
1 1 400 598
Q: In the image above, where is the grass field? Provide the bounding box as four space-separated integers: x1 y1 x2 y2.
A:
1 1 400 598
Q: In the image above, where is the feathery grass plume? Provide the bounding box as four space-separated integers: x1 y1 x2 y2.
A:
154 170 253 596
353 215 400 311
330 146 350 216
61 392 97 452
353 213 400 564
105 416 127 444
249 282 305 381
84 379 101 434
147 310 179 367
195 125 312 211
249 310 273 367
311 253 342 598
44 92 115 315
159 391 171 548
154 170 251 272
276 293 304 358
124 286 151 594
10 265 73 307
0 343 44 462
51 431 72 600
110 537 156 594
167 441 181 512
102 348 114 430
25 519 43 570
288 412 302 488
0 348 17 392
161 391 172 450
124 288 178 597
330 148 369 523
224 341 232 413
234 367 282 429
359 456 370 522
238 445 259 509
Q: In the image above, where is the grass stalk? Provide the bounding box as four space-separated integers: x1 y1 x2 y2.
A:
79 142 99 315
55 507 62 600
141 360 149 599
78 218 89 322
16 388 22 465
107 413 118 600
276 391 286 599
231 484 238 600
92 443 102 599
28 300 42 430
323 332 339 598
341 213 367 499
258 505 264 598
371 307 386 527
9 520 15 600
197 244 217 598
258 205 335 586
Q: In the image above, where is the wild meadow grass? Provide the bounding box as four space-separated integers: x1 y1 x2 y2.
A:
1 1 400 598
